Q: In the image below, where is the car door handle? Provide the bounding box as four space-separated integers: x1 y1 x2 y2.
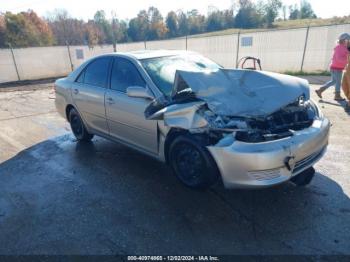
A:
73 88 79 95
106 97 115 104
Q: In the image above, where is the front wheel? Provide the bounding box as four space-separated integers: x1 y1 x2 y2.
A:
169 135 220 189
69 108 94 142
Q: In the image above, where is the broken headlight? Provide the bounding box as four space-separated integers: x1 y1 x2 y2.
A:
307 99 322 119
235 98 320 143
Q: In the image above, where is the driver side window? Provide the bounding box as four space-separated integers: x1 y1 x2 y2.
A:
111 58 145 92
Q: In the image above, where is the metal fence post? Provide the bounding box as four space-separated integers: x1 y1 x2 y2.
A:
9 44 20 81
185 35 188 50
235 31 241 68
144 41 147 49
300 26 310 72
66 41 74 72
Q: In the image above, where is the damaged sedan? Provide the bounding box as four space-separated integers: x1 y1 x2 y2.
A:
55 50 330 189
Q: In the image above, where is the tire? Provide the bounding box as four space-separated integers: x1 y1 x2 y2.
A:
290 167 315 186
69 108 94 142
169 135 220 189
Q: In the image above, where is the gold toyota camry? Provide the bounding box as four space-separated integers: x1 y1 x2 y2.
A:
55 50 330 189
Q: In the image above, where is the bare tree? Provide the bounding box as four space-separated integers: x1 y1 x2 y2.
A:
46 9 85 45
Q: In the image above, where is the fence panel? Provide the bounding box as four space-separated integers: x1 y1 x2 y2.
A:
146 38 186 50
303 24 350 72
13 46 71 80
238 28 307 72
70 45 113 69
117 42 145 52
0 23 349 83
0 49 19 83
187 34 237 68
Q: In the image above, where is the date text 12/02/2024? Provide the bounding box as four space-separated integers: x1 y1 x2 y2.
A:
127 256 220 261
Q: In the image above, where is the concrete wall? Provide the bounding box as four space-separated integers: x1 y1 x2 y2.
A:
146 38 187 50
117 42 145 52
0 23 349 83
187 34 238 68
303 24 350 72
0 49 18 83
238 28 307 72
12 46 72 80
69 45 114 68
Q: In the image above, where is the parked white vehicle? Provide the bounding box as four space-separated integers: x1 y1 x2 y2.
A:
55 50 330 189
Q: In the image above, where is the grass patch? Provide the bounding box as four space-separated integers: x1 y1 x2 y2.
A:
188 17 350 38
283 70 331 76
274 16 350 28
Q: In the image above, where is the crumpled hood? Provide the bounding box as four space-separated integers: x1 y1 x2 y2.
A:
172 69 310 117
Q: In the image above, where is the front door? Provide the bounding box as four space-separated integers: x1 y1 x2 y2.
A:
105 57 158 154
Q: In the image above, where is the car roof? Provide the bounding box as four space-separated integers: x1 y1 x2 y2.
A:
66 50 197 82
103 49 197 60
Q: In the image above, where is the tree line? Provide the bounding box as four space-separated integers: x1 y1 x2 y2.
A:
0 0 317 48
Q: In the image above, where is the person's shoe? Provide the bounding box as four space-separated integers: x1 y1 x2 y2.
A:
315 86 327 99
345 104 350 112
315 89 323 99
334 92 346 101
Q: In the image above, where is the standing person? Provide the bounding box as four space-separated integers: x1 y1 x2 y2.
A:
315 33 350 101
342 40 350 111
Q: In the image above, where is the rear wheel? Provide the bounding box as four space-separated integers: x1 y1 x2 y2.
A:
169 135 220 189
290 167 315 186
69 108 94 142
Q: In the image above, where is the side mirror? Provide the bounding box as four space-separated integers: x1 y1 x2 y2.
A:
126 86 155 100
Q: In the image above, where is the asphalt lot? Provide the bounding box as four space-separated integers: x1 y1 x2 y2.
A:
0 82 349 255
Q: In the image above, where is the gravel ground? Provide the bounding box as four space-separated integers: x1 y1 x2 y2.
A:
0 82 349 255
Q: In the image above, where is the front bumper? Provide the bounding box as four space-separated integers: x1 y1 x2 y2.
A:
207 118 330 189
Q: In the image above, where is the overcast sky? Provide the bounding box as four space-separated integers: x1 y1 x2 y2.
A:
1 0 349 20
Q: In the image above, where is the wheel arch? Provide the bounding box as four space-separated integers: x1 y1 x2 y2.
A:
163 128 215 163
164 128 189 164
165 129 221 188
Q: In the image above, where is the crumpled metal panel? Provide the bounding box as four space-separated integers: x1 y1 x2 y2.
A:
151 101 208 130
172 69 310 117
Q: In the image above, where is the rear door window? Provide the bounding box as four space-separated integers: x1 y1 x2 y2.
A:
84 57 111 88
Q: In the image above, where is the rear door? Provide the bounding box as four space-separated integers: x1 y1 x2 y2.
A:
71 57 111 135
105 57 158 154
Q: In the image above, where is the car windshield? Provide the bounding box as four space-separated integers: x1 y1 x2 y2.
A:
140 54 221 96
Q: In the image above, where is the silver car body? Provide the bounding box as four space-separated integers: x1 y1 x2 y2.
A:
55 50 330 189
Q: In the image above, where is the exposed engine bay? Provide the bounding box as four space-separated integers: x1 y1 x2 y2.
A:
200 98 317 143
145 68 321 145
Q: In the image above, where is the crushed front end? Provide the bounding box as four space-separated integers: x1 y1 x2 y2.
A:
146 69 330 189
205 99 330 188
